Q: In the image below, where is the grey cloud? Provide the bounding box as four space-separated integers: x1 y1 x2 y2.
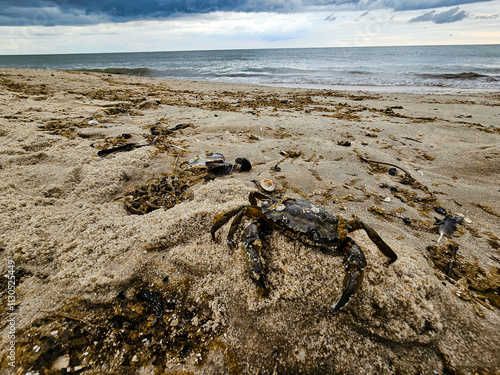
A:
324 13 337 21
0 0 491 26
409 6 469 23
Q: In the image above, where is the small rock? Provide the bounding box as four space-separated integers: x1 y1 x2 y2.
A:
52 354 70 370
434 207 447 215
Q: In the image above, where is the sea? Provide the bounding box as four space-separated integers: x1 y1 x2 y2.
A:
0 45 499 93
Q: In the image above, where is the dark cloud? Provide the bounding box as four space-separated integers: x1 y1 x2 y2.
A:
0 0 491 26
409 6 469 23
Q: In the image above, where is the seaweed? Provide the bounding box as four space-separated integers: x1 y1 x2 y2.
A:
122 170 202 215
426 244 500 313
9 278 229 374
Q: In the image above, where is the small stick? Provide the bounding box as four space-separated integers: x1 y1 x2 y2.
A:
401 136 422 143
358 156 410 176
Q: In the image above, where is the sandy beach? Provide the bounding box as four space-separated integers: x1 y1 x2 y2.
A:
1 68 499 374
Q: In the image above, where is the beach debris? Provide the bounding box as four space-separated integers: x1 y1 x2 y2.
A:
435 215 463 242
279 150 302 158
259 179 275 193
338 140 352 147
189 153 225 168
137 287 165 326
434 206 447 216
189 153 252 179
388 167 398 176
87 119 100 125
383 197 391 203
235 157 252 172
401 136 422 143
472 202 500 218
15 278 227 373
274 164 282 172
211 191 398 314
402 217 412 225
122 172 198 215
97 142 143 157
189 153 232 177
425 244 500 312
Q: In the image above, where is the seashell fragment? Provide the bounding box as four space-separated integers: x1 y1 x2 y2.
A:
260 178 275 192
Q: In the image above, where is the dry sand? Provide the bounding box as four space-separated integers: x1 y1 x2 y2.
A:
0 68 499 374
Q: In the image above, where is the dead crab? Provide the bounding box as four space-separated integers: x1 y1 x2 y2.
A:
211 192 398 314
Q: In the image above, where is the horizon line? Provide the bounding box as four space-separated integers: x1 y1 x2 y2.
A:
1 42 499 57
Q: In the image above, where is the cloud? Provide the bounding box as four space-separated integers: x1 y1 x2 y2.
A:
409 6 469 23
324 12 337 21
0 0 493 26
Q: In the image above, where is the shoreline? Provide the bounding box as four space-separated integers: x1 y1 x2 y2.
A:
1 68 499 374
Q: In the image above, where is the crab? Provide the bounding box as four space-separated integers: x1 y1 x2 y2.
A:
211 191 398 314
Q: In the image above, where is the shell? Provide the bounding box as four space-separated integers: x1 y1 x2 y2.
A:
259 178 275 192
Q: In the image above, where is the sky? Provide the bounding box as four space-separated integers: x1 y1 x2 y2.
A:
0 0 499 54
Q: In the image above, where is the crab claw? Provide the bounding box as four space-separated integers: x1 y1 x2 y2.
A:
331 265 364 314
241 223 268 293
331 240 366 314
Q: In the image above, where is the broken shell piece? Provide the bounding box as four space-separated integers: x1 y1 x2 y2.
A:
383 197 391 202
259 179 275 193
189 153 225 168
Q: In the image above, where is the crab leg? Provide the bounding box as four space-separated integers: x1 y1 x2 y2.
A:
249 191 271 205
211 206 246 241
240 222 268 292
331 239 367 314
226 206 266 248
346 220 397 264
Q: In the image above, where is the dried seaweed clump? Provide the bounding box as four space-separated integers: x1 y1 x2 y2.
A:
426 244 500 313
39 119 101 139
8 278 228 374
123 170 204 215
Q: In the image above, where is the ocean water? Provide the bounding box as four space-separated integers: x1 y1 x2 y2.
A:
1 45 499 93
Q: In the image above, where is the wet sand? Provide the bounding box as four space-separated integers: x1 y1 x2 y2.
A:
0 68 499 374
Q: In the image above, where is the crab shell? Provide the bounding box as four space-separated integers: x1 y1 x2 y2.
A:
260 198 348 246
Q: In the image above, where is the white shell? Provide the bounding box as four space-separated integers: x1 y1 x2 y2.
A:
260 178 275 192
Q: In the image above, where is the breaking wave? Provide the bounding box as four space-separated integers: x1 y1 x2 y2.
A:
77 67 157 76
418 72 499 81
